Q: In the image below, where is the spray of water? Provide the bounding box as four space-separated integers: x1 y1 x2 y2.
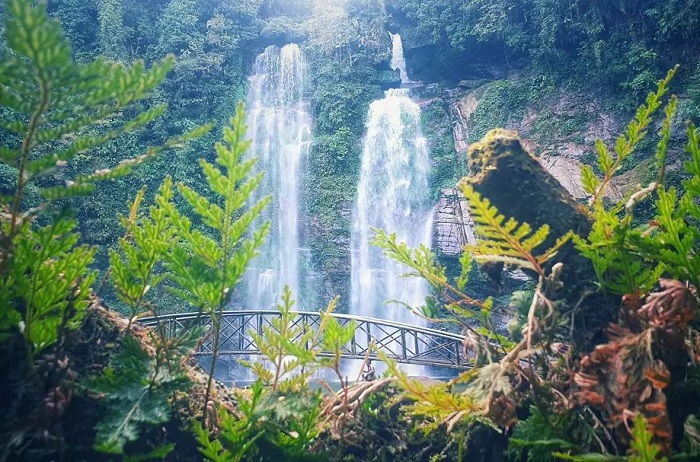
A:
244 44 312 310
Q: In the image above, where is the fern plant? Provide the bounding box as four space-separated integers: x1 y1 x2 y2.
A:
194 380 326 462
155 103 271 425
378 350 481 432
193 283 366 461
372 182 571 431
629 122 700 290
568 69 700 458
573 67 682 296
91 107 269 456
244 287 320 392
372 62 700 460
195 291 355 462
554 415 668 462
194 381 267 462
507 406 587 462
242 288 355 448
0 0 207 364
108 181 177 330
89 332 199 454
0 0 207 225
0 214 97 362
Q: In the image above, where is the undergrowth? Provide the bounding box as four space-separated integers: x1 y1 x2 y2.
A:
374 66 700 461
2 1 700 461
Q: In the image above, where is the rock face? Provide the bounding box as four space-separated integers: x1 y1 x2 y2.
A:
433 188 474 257
410 73 675 261
448 82 634 201
451 88 482 153
538 154 589 199
430 81 636 257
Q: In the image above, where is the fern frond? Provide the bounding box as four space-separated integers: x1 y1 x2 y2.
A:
460 183 562 276
0 0 207 233
2 217 97 359
379 351 481 430
90 337 189 454
655 96 678 183
109 182 177 327
587 66 678 207
371 228 448 289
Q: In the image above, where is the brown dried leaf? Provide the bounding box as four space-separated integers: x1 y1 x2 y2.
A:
639 279 697 328
645 363 671 390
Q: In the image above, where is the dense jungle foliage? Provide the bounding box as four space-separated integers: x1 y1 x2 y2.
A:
2 0 700 461
2 0 699 306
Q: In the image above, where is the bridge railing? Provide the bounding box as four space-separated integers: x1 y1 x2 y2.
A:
139 310 470 369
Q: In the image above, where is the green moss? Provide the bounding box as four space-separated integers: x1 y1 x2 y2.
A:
529 109 592 146
421 99 464 195
305 54 383 306
467 80 530 143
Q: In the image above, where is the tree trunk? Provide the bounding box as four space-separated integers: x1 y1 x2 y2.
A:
462 129 616 350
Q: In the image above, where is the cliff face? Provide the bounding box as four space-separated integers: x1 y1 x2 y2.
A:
433 188 474 257
421 78 677 256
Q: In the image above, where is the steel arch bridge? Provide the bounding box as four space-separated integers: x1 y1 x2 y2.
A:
139 310 470 369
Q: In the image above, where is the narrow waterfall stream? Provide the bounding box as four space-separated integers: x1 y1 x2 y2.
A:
390 32 412 85
350 35 434 374
244 44 312 310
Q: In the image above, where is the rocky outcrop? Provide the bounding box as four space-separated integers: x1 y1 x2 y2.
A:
433 188 474 257
539 153 594 200
451 87 483 153
448 83 635 201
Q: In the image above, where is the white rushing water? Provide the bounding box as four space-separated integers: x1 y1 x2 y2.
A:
350 34 433 376
390 32 412 85
245 44 312 310
350 88 433 327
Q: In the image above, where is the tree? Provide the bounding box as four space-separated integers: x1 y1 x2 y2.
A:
97 0 127 60
0 0 206 362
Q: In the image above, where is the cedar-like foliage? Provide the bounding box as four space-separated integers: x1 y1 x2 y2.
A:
574 68 679 296
156 103 271 425
0 0 206 364
459 184 571 277
372 169 573 428
566 66 700 457
92 107 269 456
0 215 96 360
195 291 357 461
108 181 177 330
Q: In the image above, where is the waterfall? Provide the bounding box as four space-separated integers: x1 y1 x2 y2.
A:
390 32 412 85
350 88 433 327
349 33 433 378
244 44 312 310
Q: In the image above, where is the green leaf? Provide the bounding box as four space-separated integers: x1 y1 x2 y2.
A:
580 165 600 196
460 183 556 274
91 337 189 454
123 444 176 462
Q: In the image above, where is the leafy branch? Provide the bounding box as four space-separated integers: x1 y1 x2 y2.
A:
582 66 678 208
158 103 270 426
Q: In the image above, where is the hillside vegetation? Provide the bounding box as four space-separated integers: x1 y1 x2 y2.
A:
1 1 700 461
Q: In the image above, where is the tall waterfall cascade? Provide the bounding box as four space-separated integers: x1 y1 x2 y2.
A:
351 34 433 331
244 44 312 310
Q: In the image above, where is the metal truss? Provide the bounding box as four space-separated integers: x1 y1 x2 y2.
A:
140 311 470 369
